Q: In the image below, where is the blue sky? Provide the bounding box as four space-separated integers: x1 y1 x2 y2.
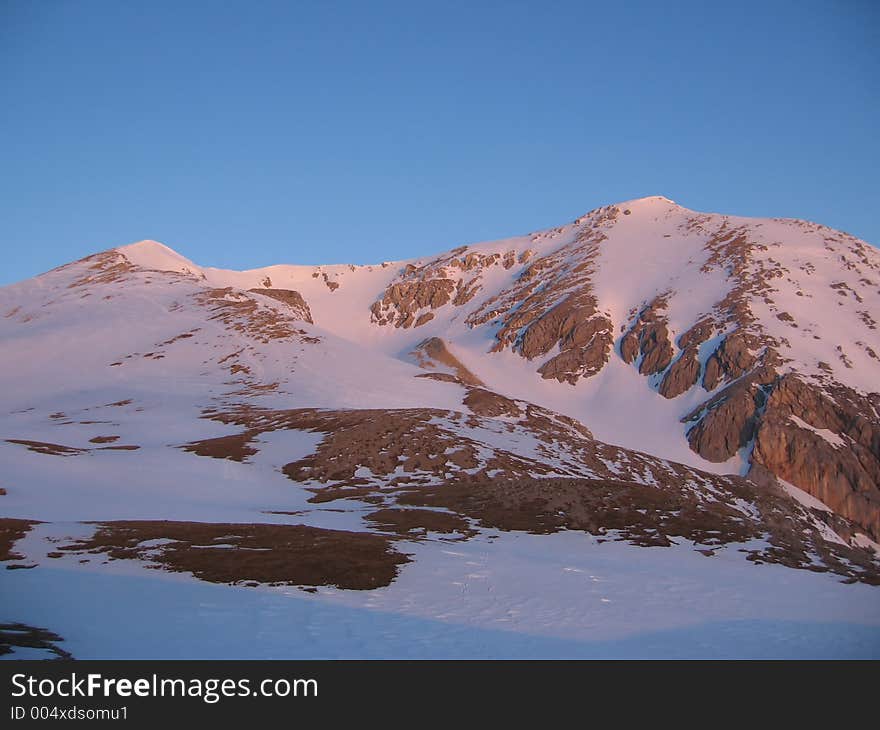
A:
1 0 877 285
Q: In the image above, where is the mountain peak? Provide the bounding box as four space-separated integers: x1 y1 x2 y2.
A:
614 195 680 210
115 239 198 274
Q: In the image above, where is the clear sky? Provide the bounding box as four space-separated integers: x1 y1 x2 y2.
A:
1 0 877 285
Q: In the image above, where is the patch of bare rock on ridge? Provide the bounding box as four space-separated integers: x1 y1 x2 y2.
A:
410 337 484 386
56 521 409 590
177 392 879 584
195 287 314 342
247 287 313 324
621 294 675 376
370 247 524 329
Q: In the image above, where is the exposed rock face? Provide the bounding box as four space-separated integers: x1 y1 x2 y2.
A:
605 220 878 543
752 375 880 540
703 330 759 391
659 348 701 398
370 247 523 328
370 279 456 328
248 288 313 324
659 318 715 398
536 327 614 385
516 293 614 385
685 372 772 462
620 297 674 375
364 209 880 550
465 207 621 384
678 318 714 350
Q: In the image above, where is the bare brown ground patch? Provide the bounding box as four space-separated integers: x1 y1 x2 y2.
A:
463 388 522 418
397 478 756 547
58 520 410 589
0 623 72 660
183 404 880 583
180 431 260 461
194 404 572 488
365 508 475 539
89 435 119 444
0 518 39 561
6 438 139 457
5 439 86 456
395 477 880 584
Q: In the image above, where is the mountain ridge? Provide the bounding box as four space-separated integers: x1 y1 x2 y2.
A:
2 196 880 659
1 197 879 584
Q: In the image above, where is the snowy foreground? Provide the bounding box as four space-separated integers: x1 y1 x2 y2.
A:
3 525 879 660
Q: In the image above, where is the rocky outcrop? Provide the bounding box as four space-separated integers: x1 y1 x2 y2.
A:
518 294 613 385
371 279 456 328
703 330 759 390
751 375 880 540
195 288 315 343
371 247 524 329
659 349 701 398
464 205 619 385
685 376 770 463
537 328 613 385
683 361 880 541
248 288 313 324
620 297 674 375
659 319 714 398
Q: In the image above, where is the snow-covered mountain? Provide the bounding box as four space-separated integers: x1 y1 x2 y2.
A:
2 196 879 659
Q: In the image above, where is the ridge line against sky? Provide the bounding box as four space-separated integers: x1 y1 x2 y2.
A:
1 0 877 286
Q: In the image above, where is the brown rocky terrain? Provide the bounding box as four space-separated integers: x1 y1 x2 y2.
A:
57 520 410 590
620 295 675 376
247 287 313 323
466 206 619 383
752 376 880 540
396 476 879 583
173 388 879 583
